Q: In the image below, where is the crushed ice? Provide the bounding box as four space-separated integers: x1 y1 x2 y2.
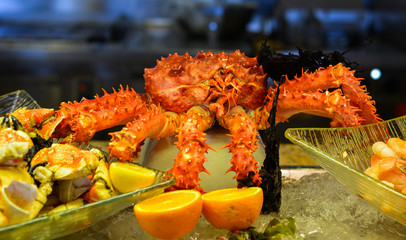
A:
58 172 406 240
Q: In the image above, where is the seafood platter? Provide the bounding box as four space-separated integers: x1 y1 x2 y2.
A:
0 43 405 239
0 90 176 239
286 115 406 226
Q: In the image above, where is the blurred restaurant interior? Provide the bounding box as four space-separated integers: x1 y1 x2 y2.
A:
0 0 405 139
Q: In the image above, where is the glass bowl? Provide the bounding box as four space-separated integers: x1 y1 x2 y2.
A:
0 170 175 239
0 90 177 238
285 115 406 226
0 90 40 115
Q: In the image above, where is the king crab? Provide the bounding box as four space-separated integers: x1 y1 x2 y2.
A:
10 50 380 192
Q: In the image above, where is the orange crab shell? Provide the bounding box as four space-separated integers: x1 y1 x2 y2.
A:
10 108 55 133
144 50 268 113
0 128 34 165
30 144 100 180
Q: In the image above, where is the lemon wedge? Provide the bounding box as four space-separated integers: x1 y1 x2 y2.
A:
109 162 156 193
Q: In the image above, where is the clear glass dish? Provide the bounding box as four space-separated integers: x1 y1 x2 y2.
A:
0 90 40 115
0 170 175 239
0 90 177 239
285 115 406 226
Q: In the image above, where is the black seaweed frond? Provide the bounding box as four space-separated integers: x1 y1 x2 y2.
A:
259 80 282 214
258 40 360 81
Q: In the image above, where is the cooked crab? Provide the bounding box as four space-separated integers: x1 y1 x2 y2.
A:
0 125 39 226
0 127 34 166
8 50 380 192
28 143 106 216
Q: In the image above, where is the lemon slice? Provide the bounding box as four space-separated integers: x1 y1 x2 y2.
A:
109 162 156 193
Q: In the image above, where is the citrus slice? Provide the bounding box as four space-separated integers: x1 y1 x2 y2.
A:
202 187 263 231
109 162 156 193
133 190 202 239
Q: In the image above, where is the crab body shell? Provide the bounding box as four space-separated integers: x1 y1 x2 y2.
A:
144 50 268 116
30 144 99 181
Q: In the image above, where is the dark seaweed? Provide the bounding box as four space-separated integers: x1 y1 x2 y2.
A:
255 41 284 213
256 40 365 213
257 41 359 81
237 46 282 212
239 41 363 212
258 82 282 214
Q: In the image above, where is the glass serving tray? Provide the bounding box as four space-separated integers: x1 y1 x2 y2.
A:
285 115 406 226
0 90 40 115
0 90 176 239
0 170 175 240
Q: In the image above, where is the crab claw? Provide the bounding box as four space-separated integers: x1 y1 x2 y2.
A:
83 160 117 203
9 108 56 138
30 182 53 219
36 115 65 140
0 180 38 225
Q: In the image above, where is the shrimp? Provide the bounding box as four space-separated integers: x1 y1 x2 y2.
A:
370 154 381 167
372 141 397 159
365 157 406 192
379 157 406 193
366 138 406 194
387 138 406 159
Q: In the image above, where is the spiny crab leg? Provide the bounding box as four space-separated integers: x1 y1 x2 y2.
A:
249 63 382 129
108 104 181 161
7 86 150 143
55 86 149 142
277 63 381 125
166 105 215 192
284 63 382 125
218 105 261 186
251 88 361 130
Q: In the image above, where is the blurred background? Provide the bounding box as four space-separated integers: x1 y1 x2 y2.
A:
0 0 405 138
